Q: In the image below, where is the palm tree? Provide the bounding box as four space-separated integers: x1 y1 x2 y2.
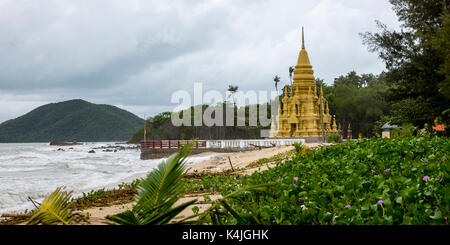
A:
289 66 295 85
315 78 325 96
227 85 239 106
227 85 238 139
106 143 196 225
273 75 280 94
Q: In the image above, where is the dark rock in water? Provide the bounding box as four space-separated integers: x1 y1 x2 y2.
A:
92 144 139 151
69 147 74 150
57 148 65 151
88 150 96 153
50 141 81 146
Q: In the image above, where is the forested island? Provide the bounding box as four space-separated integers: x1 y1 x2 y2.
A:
0 99 143 142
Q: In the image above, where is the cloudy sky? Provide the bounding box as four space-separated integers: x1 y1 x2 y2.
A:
0 0 401 123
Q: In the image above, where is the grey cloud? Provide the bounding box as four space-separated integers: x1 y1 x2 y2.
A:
0 0 400 124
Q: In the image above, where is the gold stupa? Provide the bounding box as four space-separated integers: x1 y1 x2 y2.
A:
270 28 338 138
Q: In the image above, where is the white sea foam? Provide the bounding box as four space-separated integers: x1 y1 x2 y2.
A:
0 143 216 214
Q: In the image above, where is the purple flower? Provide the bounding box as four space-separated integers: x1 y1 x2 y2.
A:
293 184 297 187
436 176 440 180
215 215 218 219
345 204 351 208
371 169 376 174
279 178 283 182
423 176 430 181
387 194 391 198
377 200 383 206
384 168 390 173
294 177 299 181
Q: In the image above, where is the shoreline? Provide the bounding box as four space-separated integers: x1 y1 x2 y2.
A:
0 143 332 225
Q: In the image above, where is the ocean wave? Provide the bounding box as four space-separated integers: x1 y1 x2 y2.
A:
0 143 218 214
0 167 47 173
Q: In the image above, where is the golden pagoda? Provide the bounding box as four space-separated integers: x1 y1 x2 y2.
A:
270 27 338 139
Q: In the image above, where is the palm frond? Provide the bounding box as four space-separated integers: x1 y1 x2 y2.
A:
219 200 245 224
107 143 195 225
145 199 196 225
27 187 73 225
105 210 139 225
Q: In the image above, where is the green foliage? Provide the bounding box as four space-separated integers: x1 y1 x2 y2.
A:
204 137 449 224
361 0 450 128
432 12 450 99
391 124 416 138
327 134 343 143
246 151 290 169
0 99 143 142
27 187 73 225
118 179 141 190
293 142 305 154
327 72 389 138
82 188 107 202
195 183 275 225
106 143 196 225
183 174 245 195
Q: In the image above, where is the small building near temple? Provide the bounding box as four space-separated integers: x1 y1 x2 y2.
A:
269 28 338 141
381 123 400 138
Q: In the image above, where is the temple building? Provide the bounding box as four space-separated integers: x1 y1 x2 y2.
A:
270 28 338 140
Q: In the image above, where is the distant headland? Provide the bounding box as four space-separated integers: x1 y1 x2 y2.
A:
0 99 143 142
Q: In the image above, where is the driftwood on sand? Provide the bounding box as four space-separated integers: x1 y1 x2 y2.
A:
1 213 30 218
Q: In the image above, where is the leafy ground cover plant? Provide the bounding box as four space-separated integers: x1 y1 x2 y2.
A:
211 137 448 224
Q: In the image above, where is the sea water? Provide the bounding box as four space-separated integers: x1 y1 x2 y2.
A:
0 143 215 214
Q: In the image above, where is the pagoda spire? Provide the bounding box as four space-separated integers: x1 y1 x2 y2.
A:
302 26 305 50
295 26 312 68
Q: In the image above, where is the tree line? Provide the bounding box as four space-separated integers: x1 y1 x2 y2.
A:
128 103 272 143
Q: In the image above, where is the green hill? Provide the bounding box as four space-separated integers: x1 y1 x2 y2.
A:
0 99 143 142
